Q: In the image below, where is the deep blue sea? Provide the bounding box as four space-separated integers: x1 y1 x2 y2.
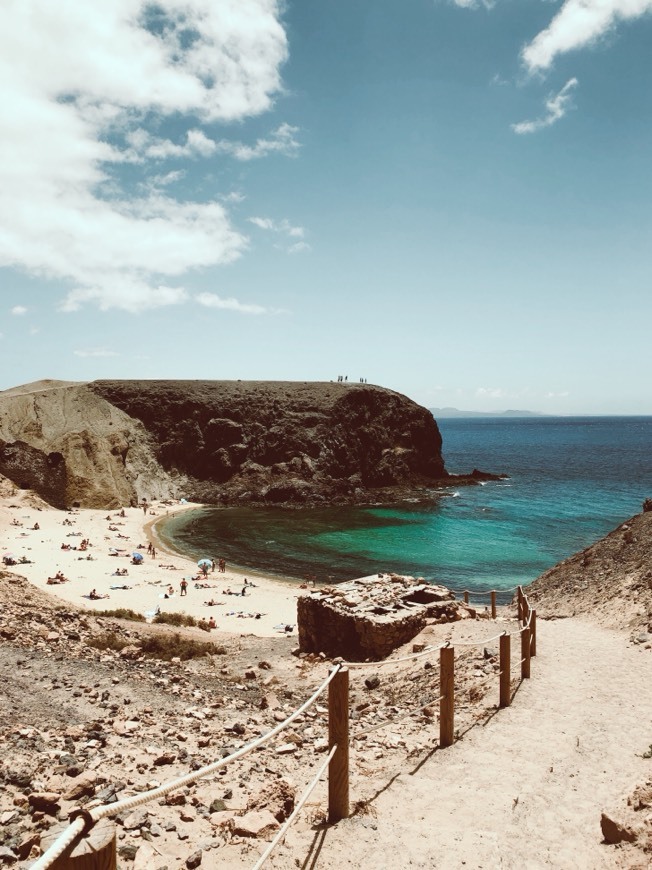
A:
157 417 652 602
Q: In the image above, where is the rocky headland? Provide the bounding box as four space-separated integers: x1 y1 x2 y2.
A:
0 379 499 511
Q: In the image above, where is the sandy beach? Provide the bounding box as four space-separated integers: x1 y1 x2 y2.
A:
0 488 305 638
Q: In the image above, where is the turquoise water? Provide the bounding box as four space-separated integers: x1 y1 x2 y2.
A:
158 417 652 601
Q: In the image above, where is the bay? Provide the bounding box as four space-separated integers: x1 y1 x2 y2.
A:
157 416 652 601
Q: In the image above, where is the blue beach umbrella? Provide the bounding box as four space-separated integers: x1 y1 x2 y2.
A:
197 558 212 568
132 552 144 562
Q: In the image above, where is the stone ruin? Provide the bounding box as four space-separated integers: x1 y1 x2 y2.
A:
297 573 482 662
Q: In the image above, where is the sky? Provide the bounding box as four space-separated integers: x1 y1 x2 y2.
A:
1 0 651 415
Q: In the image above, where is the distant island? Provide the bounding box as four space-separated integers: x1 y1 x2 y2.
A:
430 407 545 419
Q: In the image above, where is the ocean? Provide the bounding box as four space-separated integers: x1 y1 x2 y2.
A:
157 416 652 601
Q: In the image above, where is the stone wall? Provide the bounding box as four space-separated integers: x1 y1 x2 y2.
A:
297 574 459 661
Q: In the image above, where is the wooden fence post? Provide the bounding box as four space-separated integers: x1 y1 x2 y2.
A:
439 646 455 748
328 666 349 823
517 586 524 622
521 628 531 679
40 818 116 870
463 590 469 604
530 609 537 657
499 633 511 708
490 590 496 619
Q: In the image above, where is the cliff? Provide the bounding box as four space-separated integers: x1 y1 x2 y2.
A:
0 378 460 509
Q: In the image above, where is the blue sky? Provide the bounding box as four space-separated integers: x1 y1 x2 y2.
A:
1 0 651 414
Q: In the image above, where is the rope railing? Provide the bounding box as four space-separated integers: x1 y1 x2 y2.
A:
450 587 506 597
31 585 538 870
352 690 445 740
32 667 344 870
344 641 447 669
452 631 505 648
449 586 511 617
252 744 337 870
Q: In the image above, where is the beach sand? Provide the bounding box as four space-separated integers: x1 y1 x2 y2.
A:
0 488 305 638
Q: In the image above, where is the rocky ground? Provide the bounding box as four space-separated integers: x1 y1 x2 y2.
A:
526 508 652 637
2 498 651 869
0 569 508 868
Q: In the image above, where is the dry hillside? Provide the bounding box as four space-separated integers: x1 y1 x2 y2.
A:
525 507 652 636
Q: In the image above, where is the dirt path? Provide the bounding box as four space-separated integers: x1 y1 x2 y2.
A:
298 618 652 869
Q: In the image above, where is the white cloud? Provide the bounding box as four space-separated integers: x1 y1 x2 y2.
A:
124 128 218 161
221 191 246 204
249 216 311 253
215 122 301 161
11 305 27 315
73 348 119 358
195 292 267 315
0 1 288 313
145 170 186 191
249 217 276 231
450 0 495 8
123 122 299 165
287 241 311 254
512 78 578 134
522 0 652 73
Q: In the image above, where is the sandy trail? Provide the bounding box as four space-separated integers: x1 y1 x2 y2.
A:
306 618 652 870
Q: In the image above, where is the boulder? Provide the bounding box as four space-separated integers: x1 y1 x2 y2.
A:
600 812 638 844
232 810 279 839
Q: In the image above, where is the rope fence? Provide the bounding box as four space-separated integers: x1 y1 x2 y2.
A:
32 586 537 870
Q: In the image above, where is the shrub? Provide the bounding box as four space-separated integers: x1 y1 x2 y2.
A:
153 611 197 628
89 631 127 652
88 630 226 661
139 633 226 660
97 608 146 622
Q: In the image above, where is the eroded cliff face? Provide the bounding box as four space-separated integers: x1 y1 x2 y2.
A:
89 379 447 506
0 380 177 509
0 378 449 509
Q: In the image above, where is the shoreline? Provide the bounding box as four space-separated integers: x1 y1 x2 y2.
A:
0 489 307 638
149 506 304 591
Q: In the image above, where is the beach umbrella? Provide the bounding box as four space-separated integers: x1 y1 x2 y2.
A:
197 558 212 568
3 552 15 559
132 552 144 562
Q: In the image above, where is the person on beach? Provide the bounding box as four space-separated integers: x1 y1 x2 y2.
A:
180 578 188 596
208 616 216 629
